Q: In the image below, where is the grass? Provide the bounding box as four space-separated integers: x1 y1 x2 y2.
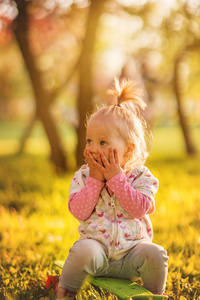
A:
0 121 200 299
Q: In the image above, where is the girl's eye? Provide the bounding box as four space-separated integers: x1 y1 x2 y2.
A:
86 139 92 144
100 141 106 146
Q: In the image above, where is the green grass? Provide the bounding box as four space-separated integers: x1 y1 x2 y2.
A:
0 122 200 299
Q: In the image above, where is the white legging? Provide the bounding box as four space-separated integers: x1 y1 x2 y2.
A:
59 239 169 295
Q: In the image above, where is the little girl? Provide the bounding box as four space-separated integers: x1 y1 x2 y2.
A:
55 78 169 300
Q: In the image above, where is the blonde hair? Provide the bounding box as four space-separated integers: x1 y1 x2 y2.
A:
87 78 152 168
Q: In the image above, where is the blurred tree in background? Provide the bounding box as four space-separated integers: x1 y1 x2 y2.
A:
0 0 200 171
13 0 67 171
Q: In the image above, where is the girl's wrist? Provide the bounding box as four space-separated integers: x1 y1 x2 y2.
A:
89 174 105 182
105 171 124 182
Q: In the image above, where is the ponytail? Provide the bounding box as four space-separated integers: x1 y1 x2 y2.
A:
110 77 147 111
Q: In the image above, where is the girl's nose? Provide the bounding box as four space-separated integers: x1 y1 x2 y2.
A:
89 144 98 154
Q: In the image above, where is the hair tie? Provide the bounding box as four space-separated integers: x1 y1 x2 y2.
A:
115 104 121 107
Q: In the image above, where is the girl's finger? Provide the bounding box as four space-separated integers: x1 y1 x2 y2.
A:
93 155 105 171
83 149 87 157
97 153 103 166
87 152 104 169
100 151 109 167
85 150 91 160
86 151 96 165
84 149 91 159
109 147 115 164
96 163 104 172
114 148 119 164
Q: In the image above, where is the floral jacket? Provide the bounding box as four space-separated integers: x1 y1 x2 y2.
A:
69 165 159 260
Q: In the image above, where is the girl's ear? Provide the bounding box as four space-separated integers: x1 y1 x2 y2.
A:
125 143 135 157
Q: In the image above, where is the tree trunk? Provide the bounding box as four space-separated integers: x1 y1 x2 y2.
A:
13 0 67 172
173 54 197 155
17 50 80 155
18 111 38 155
76 0 107 167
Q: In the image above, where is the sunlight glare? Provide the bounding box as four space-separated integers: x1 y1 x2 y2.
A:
0 2 17 19
117 0 177 8
117 0 148 6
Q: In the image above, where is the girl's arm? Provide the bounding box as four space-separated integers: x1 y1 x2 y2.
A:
106 173 154 219
68 176 105 221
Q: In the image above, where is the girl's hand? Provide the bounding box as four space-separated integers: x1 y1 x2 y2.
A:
98 148 124 181
84 150 105 182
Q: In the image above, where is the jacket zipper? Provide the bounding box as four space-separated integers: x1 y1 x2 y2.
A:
109 198 118 259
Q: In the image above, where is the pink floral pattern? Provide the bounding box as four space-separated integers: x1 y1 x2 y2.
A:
69 165 158 260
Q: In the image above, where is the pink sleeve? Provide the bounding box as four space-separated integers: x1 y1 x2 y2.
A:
68 176 105 221
106 173 153 219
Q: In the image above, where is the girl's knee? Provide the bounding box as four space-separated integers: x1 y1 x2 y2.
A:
69 239 106 266
68 239 108 274
143 243 169 266
130 241 169 267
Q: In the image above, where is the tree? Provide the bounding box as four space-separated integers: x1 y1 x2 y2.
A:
163 1 200 155
13 0 67 172
121 0 200 155
173 42 200 155
1 0 107 168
